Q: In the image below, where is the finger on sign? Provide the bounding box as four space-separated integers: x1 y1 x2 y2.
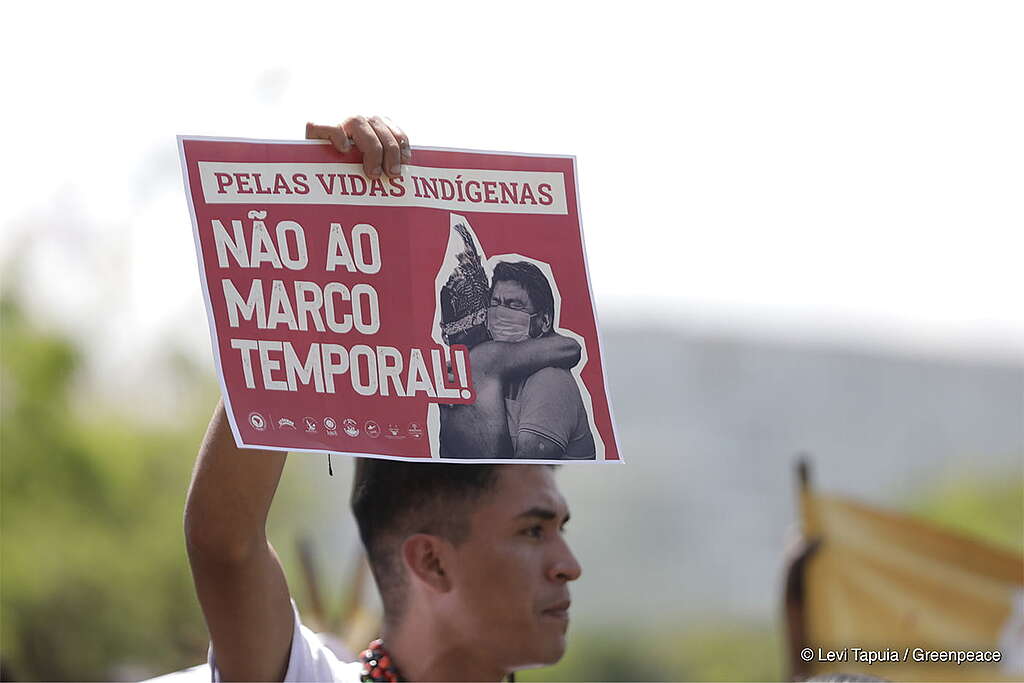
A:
381 116 411 162
368 116 403 177
305 122 352 154
342 115 385 179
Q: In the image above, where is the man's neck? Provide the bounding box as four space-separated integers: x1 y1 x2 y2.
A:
384 620 507 682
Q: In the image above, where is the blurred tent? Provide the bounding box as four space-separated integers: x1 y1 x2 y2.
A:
784 460 1023 682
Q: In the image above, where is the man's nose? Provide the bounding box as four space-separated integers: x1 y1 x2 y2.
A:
548 536 582 583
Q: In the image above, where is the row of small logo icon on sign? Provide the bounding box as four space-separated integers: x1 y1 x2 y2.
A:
248 412 423 440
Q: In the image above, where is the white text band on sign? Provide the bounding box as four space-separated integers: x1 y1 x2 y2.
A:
198 162 567 215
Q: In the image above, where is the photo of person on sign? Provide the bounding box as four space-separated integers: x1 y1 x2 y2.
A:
431 216 598 460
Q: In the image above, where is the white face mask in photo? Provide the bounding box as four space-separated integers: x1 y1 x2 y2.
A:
487 304 536 342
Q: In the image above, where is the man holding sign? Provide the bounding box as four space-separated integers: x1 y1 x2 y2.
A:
185 117 583 682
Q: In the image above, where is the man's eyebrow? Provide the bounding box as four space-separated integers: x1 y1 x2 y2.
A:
516 507 570 524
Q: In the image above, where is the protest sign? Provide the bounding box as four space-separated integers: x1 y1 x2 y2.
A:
178 136 620 463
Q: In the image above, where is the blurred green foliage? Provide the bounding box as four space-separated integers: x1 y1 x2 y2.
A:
1 296 211 680
909 466 1024 555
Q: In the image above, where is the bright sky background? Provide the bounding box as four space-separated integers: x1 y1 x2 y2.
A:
3 0 1022 388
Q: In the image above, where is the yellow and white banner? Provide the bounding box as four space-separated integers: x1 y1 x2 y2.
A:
800 490 1023 682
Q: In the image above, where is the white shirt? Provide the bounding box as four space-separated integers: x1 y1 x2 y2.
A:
209 601 363 683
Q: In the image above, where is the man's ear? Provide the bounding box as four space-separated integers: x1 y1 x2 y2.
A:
401 534 453 594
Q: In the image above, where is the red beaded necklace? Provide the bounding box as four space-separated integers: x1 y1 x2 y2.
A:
359 639 402 682
358 638 516 683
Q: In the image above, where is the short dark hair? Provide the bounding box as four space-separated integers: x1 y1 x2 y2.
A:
491 261 555 328
350 459 501 623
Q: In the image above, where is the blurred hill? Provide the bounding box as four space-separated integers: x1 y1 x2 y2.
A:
563 324 1022 623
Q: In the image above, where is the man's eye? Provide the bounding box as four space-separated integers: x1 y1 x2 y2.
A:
523 525 543 539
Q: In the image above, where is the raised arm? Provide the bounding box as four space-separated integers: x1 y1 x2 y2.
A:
471 333 581 380
184 401 293 681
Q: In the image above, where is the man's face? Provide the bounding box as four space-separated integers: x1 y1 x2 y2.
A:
490 279 551 337
490 279 534 313
442 465 581 670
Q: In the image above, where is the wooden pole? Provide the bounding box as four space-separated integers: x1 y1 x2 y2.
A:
297 535 327 632
784 455 815 681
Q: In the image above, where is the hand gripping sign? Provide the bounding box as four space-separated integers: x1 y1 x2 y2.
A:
178 136 621 463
